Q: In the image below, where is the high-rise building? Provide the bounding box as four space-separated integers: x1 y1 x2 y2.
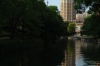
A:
60 0 76 22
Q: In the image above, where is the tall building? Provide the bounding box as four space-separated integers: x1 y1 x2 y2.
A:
60 0 76 22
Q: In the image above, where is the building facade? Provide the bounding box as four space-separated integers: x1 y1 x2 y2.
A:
60 0 76 22
75 13 91 32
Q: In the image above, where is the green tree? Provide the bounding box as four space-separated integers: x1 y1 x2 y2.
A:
41 5 67 42
74 0 100 38
82 14 100 38
67 22 76 34
0 0 46 39
0 0 67 41
48 5 58 12
0 0 27 39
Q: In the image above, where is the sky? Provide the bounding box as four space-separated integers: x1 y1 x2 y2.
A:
44 0 60 10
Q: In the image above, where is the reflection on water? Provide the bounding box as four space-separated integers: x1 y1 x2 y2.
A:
0 37 67 66
80 39 100 66
60 38 100 66
67 38 100 66
59 39 75 66
1 38 100 66
75 39 85 66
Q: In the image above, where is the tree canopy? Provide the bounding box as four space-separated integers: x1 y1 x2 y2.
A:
0 0 67 40
81 14 100 38
74 0 100 38
74 0 100 14
48 5 58 12
67 22 76 34
41 5 67 41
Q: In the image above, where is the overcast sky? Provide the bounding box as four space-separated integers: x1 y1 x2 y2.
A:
44 0 60 10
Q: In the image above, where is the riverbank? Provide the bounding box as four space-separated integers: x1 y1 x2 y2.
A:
68 34 100 44
0 37 68 66
0 39 44 54
0 36 68 56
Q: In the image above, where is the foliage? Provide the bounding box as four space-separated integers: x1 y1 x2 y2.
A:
0 0 68 57
0 0 43 39
74 0 100 14
0 0 67 41
67 40 75 54
41 5 67 41
74 0 100 38
48 5 58 12
67 22 76 34
81 14 100 38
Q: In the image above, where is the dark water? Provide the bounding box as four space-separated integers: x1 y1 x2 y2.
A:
0 38 67 66
0 38 100 66
71 38 100 66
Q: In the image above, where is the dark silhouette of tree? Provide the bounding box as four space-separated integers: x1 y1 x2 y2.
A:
0 0 67 40
74 0 100 15
82 14 100 38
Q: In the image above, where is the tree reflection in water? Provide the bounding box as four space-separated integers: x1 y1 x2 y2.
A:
1 38 100 66
59 39 75 66
66 38 100 66
0 37 67 66
81 38 100 65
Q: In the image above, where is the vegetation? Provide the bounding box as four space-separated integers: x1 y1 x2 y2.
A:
74 0 100 14
74 0 100 38
0 0 66 40
0 0 67 52
81 14 100 38
67 40 75 54
67 22 76 35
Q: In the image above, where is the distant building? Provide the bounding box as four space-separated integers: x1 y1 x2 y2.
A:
60 0 76 22
76 12 91 22
75 12 91 32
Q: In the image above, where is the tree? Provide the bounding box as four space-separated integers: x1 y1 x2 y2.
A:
0 0 46 39
74 0 100 38
41 5 67 42
0 0 27 39
81 14 100 38
67 22 76 34
48 5 58 12
74 0 100 14
0 1 67 40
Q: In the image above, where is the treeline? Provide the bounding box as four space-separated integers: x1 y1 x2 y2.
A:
81 14 100 38
74 0 100 38
0 0 67 40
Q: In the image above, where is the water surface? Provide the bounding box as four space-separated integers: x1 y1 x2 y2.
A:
66 38 100 66
0 38 100 66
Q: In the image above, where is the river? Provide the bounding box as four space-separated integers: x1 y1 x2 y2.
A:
64 38 100 66
0 37 100 66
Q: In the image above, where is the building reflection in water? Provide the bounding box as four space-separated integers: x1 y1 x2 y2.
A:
60 38 100 66
75 38 100 66
1 38 100 66
75 39 85 66
60 50 67 66
59 39 75 66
